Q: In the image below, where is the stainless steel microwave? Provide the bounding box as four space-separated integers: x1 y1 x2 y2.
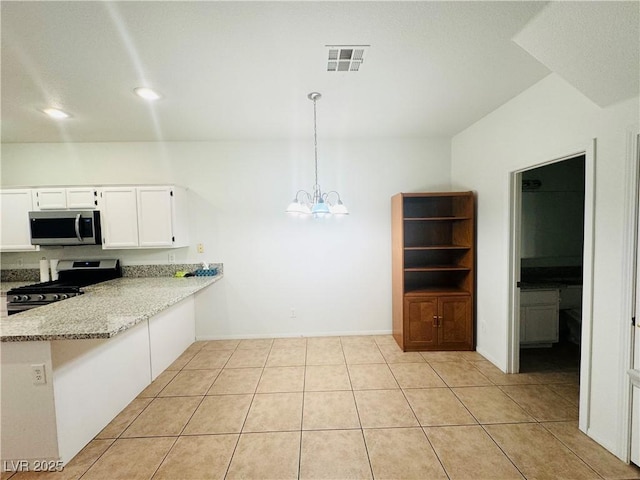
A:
29 210 102 246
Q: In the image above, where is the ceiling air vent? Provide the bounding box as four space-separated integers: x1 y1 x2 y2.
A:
326 45 369 72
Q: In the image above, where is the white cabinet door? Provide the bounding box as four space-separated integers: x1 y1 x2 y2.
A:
137 186 174 247
100 188 139 248
66 188 98 209
522 305 559 344
34 187 98 210
520 289 559 345
0 189 38 251
33 188 67 209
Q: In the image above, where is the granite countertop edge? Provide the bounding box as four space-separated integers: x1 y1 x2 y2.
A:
1 274 222 342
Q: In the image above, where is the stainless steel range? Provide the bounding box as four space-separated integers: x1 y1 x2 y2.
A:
7 259 122 315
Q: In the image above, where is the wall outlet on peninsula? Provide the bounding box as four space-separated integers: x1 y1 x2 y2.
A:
31 364 46 385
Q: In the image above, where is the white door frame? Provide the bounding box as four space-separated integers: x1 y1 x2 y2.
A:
507 140 596 436
624 132 640 463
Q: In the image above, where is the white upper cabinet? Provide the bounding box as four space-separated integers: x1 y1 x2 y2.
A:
137 187 174 248
0 189 38 251
100 187 140 249
100 185 189 249
33 187 98 210
33 188 66 209
66 188 98 209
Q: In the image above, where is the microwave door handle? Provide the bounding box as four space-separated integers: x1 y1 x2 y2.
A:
74 213 83 242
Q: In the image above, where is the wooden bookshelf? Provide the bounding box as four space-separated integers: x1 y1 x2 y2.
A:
392 192 475 351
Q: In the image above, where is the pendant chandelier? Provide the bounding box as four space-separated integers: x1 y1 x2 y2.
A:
286 92 348 217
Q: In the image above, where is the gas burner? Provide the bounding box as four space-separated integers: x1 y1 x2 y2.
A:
6 259 121 315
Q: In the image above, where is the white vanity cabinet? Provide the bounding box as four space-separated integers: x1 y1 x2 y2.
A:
33 187 98 210
100 185 188 249
0 189 38 251
520 288 560 346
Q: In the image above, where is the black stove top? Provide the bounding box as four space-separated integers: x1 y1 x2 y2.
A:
9 281 83 294
6 259 122 315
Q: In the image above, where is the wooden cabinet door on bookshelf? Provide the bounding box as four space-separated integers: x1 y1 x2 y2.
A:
438 295 472 349
404 296 438 348
403 294 472 350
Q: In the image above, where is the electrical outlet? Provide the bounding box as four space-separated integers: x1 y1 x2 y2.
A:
31 364 46 385
290 308 296 318
17 258 24 267
168 253 176 264
197 243 204 254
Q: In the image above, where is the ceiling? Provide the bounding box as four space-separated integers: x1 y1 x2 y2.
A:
1 1 636 144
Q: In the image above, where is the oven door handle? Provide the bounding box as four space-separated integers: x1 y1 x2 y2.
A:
74 213 83 242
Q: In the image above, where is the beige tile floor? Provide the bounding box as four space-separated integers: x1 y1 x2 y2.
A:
4 335 640 480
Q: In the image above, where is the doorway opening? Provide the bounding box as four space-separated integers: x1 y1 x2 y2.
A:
508 142 596 432
518 155 585 374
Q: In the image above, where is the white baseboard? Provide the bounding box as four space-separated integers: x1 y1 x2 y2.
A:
196 329 393 341
475 346 504 371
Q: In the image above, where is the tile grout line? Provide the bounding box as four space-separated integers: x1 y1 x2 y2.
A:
152 342 234 479
148 436 181 480
80 345 205 477
298 340 309 480
81 343 209 479
385 346 453 479
432 355 527 479
222 339 273 479
476 349 586 480
353 338 381 480
537 421 606 480
477 422 534 480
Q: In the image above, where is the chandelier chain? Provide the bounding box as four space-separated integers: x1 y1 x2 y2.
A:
313 96 319 189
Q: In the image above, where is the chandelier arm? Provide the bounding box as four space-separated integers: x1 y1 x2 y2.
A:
323 190 341 205
295 190 313 205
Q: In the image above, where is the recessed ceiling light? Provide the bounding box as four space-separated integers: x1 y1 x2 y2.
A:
134 87 161 101
42 108 70 119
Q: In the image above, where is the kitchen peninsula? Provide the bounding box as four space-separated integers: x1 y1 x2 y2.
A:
1 270 222 468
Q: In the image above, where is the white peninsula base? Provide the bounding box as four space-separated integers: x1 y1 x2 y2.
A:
1 296 195 468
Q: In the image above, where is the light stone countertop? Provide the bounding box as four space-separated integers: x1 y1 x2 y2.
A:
0 275 222 342
1 281 34 295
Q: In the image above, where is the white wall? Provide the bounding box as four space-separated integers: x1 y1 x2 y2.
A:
0 138 451 338
451 73 639 456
